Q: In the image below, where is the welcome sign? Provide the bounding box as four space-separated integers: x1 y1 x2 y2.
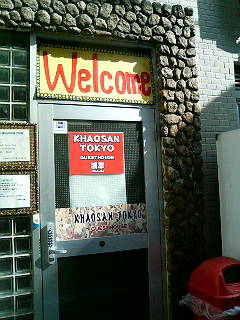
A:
37 44 154 104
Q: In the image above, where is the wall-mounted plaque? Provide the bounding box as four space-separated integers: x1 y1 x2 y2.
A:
0 123 37 171
0 171 38 216
37 44 154 105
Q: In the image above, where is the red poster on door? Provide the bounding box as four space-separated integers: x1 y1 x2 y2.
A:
69 132 124 175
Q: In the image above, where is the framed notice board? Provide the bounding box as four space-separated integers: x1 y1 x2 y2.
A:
0 171 38 216
0 123 38 215
0 123 37 171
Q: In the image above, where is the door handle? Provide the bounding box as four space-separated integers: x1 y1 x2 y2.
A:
47 222 67 265
49 248 67 255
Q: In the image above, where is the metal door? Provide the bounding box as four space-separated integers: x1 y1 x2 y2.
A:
38 103 163 320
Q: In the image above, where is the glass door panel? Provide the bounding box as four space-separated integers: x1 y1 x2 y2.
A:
54 120 146 240
58 249 149 320
53 119 148 320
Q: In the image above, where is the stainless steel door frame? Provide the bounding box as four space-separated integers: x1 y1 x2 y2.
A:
38 103 163 320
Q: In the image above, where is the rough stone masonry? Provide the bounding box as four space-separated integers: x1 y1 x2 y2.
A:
0 0 205 319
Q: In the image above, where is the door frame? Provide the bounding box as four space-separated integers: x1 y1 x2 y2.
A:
29 33 166 320
38 102 164 320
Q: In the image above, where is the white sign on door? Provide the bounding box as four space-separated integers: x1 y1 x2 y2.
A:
54 121 68 134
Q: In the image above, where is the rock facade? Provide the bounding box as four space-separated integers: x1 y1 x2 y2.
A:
0 1 205 319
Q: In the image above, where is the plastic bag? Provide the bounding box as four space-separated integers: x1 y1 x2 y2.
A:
179 293 240 319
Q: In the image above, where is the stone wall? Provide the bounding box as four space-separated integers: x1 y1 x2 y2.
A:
0 1 205 319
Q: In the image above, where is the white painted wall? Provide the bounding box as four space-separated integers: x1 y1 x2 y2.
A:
217 129 240 259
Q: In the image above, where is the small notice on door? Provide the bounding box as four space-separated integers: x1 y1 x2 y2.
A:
69 132 124 175
55 203 147 240
54 121 67 134
0 175 31 209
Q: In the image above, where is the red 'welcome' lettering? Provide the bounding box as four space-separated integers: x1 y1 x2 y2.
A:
43 50 77 94
125 72 141 94
78 69 91 93
93 53 98 93
100 71 113 94
141 72 152 97
115 71 126 94
42 51 152 98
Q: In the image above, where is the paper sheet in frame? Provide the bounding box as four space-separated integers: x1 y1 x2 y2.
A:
0 129 30 162
0 175 31 209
